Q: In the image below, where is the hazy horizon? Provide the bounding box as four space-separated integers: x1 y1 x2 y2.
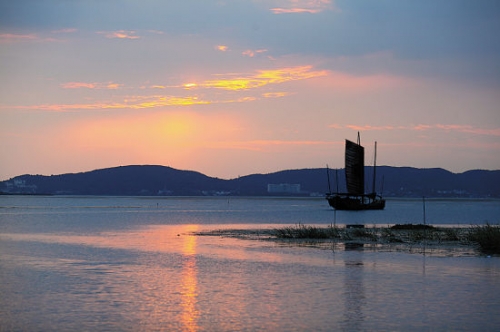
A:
1 1 499 181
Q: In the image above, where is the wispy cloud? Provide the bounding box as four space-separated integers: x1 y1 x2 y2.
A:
97 30 140 39
191 66 327 91
242 49 268 57
0 31 76 43
434 124 500 137
61 82 123 90
3 65 327 113
342 125 400 131
269 0 334 14
146 30 164 35
4 91 282 113
334 124 500 137
262 92 290 98
5 95 212 112
216 45 229 52
51 28 78 34
0 33 38 43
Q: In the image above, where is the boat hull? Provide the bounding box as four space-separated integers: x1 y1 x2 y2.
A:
326 194 385 211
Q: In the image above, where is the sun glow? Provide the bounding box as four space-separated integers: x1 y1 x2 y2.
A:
64 110 243 168
160 113 195 142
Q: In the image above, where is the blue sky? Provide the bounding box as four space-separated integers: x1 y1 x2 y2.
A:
1 0 499 180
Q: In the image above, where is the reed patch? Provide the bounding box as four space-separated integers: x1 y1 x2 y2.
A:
467 223 500 254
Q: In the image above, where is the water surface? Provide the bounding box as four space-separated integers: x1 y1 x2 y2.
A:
1 196 499 331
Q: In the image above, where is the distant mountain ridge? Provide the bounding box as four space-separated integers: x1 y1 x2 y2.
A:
1 165 499 198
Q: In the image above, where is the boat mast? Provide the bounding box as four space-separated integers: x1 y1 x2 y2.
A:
326 164 332 193
372 141 377 194
336 168 339 193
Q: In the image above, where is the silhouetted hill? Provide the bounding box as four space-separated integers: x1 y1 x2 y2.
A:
373 167 500 197
0 165 232 196
1 165 499 198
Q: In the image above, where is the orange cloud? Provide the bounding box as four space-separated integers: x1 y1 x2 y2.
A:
434 124 500 136
242 49 268 57
129 96 211 108
98 30 140 39
197 66 328 91
271 8 320 14
270 0 334 14
60 82 123 90
344 125 397 131
61 82 97 89
0 33 37 42
203 78 264 91
9 95 211 112
262 92 290 98
4 91 267 113
6 66 326 113
183 83 198 89
413 124 432 131
106 83 122 90
216 45 228 52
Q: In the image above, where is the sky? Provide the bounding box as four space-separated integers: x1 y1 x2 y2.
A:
1 0 500 181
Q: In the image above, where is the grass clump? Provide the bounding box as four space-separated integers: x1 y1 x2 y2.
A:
349 228 377 241
467 223 500 255
274 224 335 239
381 228 404 243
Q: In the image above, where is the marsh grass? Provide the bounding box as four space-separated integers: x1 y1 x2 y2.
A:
197 224 498 255
273 224 378 242
273 224 471 245
381 228 404 243
274 224 334 239
349 228 378 241
467 223 500 254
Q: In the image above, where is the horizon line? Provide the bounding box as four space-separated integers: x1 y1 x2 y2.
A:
2 164 498 182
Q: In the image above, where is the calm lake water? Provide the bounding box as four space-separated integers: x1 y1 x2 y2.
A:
1 196 499 331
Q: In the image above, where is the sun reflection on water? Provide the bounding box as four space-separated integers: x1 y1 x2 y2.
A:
180 225 199 332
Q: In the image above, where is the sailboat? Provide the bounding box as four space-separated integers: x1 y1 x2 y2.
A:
326 132 386 210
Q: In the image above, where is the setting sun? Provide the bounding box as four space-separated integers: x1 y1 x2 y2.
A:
160 113 196 143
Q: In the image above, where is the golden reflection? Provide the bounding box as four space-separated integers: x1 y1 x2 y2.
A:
180 225 199 332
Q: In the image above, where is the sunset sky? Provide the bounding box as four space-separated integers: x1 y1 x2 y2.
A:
1 0 499 180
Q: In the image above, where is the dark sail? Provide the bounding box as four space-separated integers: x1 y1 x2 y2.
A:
326 132 385 210
345 139 364 195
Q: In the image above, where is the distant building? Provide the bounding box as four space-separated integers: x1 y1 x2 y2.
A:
3 179 37 194
267 183 301 194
